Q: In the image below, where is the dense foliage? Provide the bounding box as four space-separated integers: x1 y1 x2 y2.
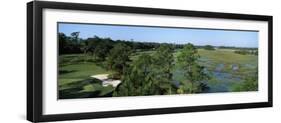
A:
177 43 210 93
107 43 132 78
59 32 82 54
113 45 178 96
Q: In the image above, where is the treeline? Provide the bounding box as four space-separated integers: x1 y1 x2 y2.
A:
59 32 257 56
58 32 184 55
59 32 82 54
218 46 258 50
203 45 215 50
198 45 258 55
234 50 258 55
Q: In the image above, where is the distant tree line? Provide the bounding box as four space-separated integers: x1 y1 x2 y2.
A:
218 46 257 50
59 32 257 56
58 32 184 55
203 45 215 50
234 50 258 55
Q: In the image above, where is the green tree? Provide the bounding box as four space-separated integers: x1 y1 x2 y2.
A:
114 45 178 96
82 36 100 55
177 43 209 93
92 41 112 61
58 32 82 54
107 43 132 77
232 67 258 91
82 36 114 59
113 54 155 96
152 44 176 94
58 33 68 54
70 32 80 44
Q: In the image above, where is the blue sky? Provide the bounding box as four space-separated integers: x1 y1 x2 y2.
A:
58 23 258 48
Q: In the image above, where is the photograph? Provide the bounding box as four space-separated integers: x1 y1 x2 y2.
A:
58 22 258 99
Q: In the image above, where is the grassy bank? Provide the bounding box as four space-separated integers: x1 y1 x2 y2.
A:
58 54 114 99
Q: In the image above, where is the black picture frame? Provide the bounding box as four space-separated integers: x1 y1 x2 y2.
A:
27 1 273 122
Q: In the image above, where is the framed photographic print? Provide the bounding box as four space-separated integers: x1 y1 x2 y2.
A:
27 1 273 122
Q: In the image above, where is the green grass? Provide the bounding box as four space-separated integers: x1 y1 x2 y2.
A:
58 54 114 99
198 49 257 65
59 54 113 84
197 49 258 74
60 63 111 80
